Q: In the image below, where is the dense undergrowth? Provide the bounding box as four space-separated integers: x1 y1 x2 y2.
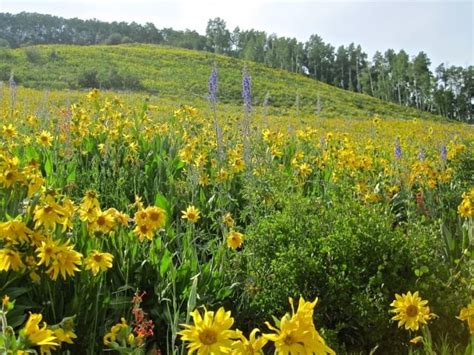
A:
0 74 472 355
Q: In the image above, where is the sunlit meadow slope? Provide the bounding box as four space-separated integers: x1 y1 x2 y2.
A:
0 43 445 121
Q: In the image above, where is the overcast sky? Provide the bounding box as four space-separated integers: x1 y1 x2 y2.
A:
1 0 472 68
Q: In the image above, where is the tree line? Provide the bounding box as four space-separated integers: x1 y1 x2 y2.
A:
0 12 472 122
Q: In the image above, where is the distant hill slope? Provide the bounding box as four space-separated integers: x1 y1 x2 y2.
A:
0 44 442 120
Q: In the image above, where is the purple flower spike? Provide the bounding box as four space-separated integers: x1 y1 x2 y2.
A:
440 145 447 161
208 65 218 103
394 139 402 159
242 66 252 111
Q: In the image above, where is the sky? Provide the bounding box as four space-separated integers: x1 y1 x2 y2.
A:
1 0 472 68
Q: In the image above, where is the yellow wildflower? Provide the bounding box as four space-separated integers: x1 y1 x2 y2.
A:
0 248 25 272
457 299 474 335
23 313 58 347
179 307 238 354
227 230 244 250
181 205 201 223
84 250 114 276
390 291 432 331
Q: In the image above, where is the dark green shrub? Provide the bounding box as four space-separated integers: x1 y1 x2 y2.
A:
48 49 60 61
0 63 12 81
98 67 143 90
230 191 467 353
77 69 100 88
24 46 42 63
0 38 10 48
105 33 123 45
0 48 13 61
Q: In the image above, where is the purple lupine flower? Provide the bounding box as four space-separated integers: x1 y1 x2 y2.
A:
242 66 252 111
208 65 218 103
440 145 447 161
394 139 402 159
418 148 425 161
8 72 16 90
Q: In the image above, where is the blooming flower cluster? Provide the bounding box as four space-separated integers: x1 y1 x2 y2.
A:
178 296 334 354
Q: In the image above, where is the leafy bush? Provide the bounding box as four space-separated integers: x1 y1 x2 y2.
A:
231 190 467 352
105 33 123 45
77 68 100 88
0 63 12 81
77 67 143 90
24 46 42 63
0 38 10 48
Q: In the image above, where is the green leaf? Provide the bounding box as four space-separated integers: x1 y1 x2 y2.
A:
67 168 76 183
155 192 170 213
6 305 30 328
1 287 30 298
155 192 171 223
415 266 429 277
186 275 199 323
44 156 53 177
160 248 172 277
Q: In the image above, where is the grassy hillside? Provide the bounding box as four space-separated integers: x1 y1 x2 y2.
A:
0 43 443 120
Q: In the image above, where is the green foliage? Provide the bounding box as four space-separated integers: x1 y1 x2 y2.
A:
77 66 143 90
0 79 471 353
0 63 12 81
24 46 42 64
105 33 125 45
231 188 468 352
0 38 10 48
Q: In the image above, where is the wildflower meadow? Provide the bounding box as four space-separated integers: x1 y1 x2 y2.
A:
0 60 473 354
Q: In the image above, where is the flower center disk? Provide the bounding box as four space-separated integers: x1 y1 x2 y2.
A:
199 329 217 345
406 305 418 317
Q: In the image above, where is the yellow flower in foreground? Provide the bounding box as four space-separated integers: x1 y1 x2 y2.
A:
390 291 432 331
89 209 116 234
181 205 201 223
36 237 60 267
264 297 335 354
23 313 58 347
28 173 44 197
37 241 82 281
227 230 244 250
36 130 54 147
103 318 129 346
298 162 313 178
458 196 473 218
179 307 237 354
232 328 268 354
145 206 166 229
3 124 17 138
457 299 474 335
0 219 33 245
85 250 114 276
0 248 25 272
54 327 77 344
133 223 155 241
33 203 65 231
